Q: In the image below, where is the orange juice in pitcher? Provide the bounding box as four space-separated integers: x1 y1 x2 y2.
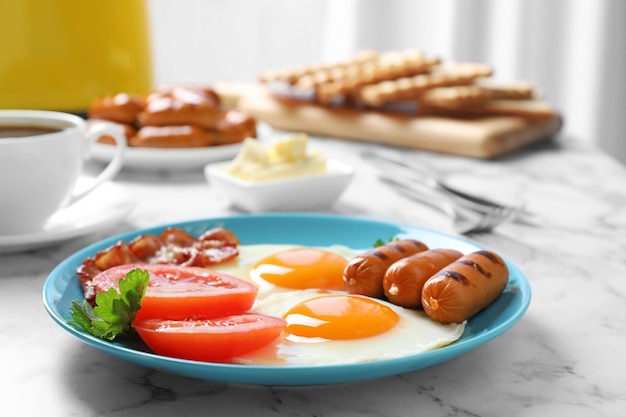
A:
0 0 153 113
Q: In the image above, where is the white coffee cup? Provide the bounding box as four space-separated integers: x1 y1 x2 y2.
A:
0 110 126 235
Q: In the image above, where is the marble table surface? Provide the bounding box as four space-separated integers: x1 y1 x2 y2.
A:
1 132 625 416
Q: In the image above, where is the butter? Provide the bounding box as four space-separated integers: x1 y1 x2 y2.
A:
226 134 328 182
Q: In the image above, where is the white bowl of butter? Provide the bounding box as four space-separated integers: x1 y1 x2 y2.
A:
204 133 354 212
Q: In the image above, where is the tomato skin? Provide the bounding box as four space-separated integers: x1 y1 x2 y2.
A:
133 314 287 362
92 263 258 321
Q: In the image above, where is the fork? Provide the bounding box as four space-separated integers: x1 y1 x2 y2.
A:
379 176 520 234
361 150 535 222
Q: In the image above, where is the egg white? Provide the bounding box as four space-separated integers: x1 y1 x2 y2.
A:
209 244 465 366
230 289 465 365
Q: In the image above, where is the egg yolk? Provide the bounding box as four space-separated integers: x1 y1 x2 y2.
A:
282 295 399 341
251 248 348 290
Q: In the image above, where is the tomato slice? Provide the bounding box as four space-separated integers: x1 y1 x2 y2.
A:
92 263 258 321
133 314 287 362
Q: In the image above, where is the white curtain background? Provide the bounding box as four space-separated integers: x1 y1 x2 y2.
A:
148 0 626 164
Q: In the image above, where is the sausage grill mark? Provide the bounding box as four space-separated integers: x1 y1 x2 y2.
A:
390 243 408 253
456 260 492 278
370 249 389 261
476 249 504 266
436 270 470 285
368 239 423 261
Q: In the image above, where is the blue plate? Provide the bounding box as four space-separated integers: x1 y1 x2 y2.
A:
42 213 531 386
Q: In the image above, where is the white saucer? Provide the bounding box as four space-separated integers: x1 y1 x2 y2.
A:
0 182 134 254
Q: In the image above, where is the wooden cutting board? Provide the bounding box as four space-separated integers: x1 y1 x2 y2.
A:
217 82 563 159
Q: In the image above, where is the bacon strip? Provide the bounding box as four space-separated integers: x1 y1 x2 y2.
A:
76 227 240 304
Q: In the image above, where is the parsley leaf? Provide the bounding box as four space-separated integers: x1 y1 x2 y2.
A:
68 268 150 341
373 236 398 247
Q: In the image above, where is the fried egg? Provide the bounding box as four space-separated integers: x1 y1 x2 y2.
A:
209 244 465 365
210 244 360 297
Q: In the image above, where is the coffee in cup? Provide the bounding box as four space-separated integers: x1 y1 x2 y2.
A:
0 110 126 235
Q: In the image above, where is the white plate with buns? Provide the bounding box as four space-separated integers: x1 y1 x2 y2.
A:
86 84 272 171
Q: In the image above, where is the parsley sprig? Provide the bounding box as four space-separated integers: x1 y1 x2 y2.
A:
373 236 398 247
68 268 150 341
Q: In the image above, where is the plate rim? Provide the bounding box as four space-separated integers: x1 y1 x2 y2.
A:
91 141 243 170
42 212 532 385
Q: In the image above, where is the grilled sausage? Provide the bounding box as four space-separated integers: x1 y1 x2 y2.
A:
383 248 463 308
343 239 428 297
421 250 509 323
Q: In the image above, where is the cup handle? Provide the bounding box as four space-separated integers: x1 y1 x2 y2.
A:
67 121 127 204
